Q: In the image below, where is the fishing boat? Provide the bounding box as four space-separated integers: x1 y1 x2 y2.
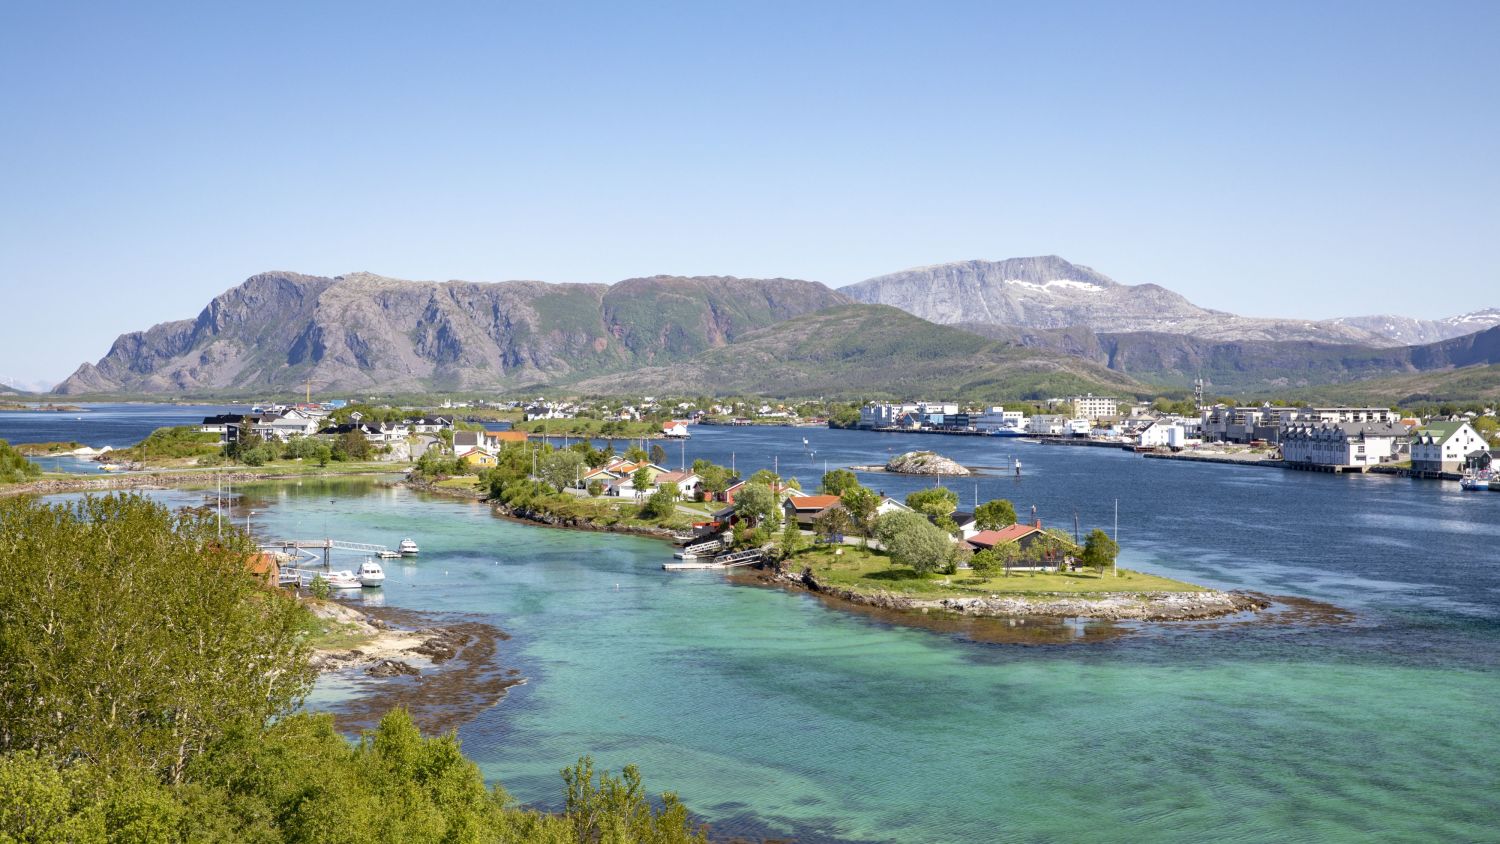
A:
358 560 386 587
398 538 420 556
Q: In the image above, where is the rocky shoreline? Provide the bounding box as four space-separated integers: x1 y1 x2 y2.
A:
770 566 1272 621
307 600 523 734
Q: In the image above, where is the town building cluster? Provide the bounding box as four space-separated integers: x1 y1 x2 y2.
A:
857 398 1499 475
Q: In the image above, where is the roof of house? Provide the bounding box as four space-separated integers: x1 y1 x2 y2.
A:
1415 421 1467 444
968 524 1044 548
785 494 842 511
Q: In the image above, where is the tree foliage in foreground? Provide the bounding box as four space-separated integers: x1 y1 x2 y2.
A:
0 493 705 844
0 494 313 784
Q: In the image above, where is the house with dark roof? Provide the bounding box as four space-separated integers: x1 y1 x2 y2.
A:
1281 421 1406 469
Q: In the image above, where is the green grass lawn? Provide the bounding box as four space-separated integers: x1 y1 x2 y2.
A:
792 544 1208 598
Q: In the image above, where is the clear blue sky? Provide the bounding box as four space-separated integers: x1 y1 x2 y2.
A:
2 1 1497 388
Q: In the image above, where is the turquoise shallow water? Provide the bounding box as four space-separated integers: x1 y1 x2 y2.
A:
219 433 1500 844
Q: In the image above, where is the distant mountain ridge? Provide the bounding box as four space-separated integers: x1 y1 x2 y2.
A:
56 271 852 395
842 256 1500 346
962 322 1500 394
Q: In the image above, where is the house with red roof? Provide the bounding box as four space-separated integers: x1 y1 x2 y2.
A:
782 494 845 528
966 520 1076 566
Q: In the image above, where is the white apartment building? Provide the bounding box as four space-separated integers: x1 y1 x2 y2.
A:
1281 421 1404 468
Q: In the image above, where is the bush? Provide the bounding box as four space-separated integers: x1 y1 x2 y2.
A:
0 440 41 484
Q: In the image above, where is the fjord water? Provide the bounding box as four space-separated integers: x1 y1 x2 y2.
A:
222 427 1500 844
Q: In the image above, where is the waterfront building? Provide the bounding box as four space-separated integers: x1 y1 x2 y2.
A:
1028 414 1067 435
857 401 960 429
1410 421 1490 473
1055 394 1119 421
1280 421 1406 469
973 406 1027 432
1138 417 1199 448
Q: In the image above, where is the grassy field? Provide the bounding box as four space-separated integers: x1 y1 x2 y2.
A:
792 544 1208 598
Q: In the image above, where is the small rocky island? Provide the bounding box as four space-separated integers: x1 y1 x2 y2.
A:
885 450 971 476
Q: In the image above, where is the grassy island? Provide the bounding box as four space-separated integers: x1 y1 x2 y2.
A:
788 544 1207 599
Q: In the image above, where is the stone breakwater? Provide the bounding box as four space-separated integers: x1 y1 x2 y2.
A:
778 567 1270 621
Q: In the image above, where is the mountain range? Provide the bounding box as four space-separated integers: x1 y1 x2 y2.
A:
841 256 1500 346
54 258 1500 401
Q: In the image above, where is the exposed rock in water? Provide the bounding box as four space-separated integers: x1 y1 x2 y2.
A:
366 659 420 678
885 450 970 476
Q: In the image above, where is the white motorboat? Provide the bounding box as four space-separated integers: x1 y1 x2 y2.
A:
358 560 386 587
323 570 363 590
376 549 402 559
398 538 420 556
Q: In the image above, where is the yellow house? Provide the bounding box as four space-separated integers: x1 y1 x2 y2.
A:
458 447 496 468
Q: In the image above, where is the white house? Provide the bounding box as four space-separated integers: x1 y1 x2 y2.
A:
1410 421 1489 473
973 407 1027 433
1028 414 1067 435
652 471 702 498
1281 421 1405 468
1138 417 1197 448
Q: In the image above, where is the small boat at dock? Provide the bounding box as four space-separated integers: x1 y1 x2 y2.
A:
358 560 386 587
323 570 363 589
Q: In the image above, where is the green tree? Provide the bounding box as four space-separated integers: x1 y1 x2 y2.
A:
0 494 313 784
874 510 957 575
839 486 880 548
539 450 586 492
1082 528 1120 575
641 489 677 520
0 439 42 484
819 469 859 496
733 482 778 528
1474 415 1500 446
748 468 780 487
631 466 654 497
778 519 806 559
974 499 1017 530
905 487 958 519
332 429 373 462
812 506 852 542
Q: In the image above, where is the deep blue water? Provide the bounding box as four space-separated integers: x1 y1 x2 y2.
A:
0 402 245 448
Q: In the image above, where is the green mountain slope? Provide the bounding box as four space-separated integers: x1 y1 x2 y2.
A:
569 305 1145 400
